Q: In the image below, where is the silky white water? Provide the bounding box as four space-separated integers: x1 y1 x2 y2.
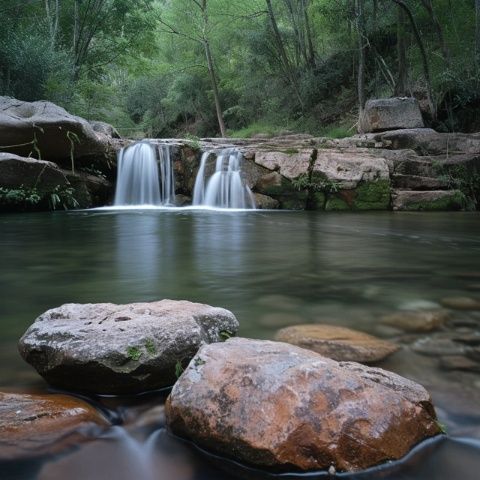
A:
114 142 175 206
192 148 256 209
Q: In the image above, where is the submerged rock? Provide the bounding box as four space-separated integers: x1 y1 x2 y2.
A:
18 300 239 394
166 338 440 473
0 391 108 460
274 324 398 363
440 296 480 311
381 310 450 333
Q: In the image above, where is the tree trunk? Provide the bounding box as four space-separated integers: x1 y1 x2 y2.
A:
476 0 480 65
420 0 451 66
356 0 366 115
265 0 304 109
391 0 435 118
395 6 408 95
201 0 226 137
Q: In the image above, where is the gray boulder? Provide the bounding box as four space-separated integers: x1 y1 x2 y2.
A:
89 120 121 139
360 98 424 133
392 189 466 211
0 153 69 191
18 300 239 394
0 96 107 166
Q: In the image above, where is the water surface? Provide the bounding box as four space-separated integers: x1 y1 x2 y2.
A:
1 210 479 479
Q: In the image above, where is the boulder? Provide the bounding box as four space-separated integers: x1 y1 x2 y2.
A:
274 324 398 362
0 96 107 165
360 98 424 133
88 120 121 139
166 338 440 473
381 310 450 333
0 153 69 191
18 300 239 394
62 170 112 208
392 190 466 211
440 296 480 311
253 193 279 209
0 391 108 460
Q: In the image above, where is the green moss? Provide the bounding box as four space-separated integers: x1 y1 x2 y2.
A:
403 192 466 211
325 196 350 211
353 180 391 210
127 346 142 361
145 338 156 355
282 148 300 155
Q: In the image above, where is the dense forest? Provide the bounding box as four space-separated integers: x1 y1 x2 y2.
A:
1 0 479 138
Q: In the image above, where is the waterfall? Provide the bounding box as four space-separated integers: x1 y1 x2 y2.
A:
114 142 175 206
192 148 256 209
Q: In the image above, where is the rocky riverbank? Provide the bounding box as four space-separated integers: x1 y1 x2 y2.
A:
2 299 449 475
1 96 479 212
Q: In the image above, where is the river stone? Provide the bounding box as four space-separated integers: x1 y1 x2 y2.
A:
18 300 239 394
440 296 480 311
0 391 108 460
381 310 450 333
254 149 313 180
274 324 399 363
166 338 440 473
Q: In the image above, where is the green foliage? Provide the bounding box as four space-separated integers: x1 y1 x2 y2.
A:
0 185 78 211
219 330 233 341
127 346 142 361
434 164 480 210
145 339 156 356
175 360 184 379
292 173 340 194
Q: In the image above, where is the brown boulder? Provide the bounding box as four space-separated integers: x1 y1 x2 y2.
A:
0 391 108 460
381 310 450 333
166 338 440 473
440 296 480 311
274 324 398 363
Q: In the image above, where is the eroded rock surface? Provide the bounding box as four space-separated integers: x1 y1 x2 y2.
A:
19 300 239 394
0 391 108 460
274 324 398 362
166 338 440 472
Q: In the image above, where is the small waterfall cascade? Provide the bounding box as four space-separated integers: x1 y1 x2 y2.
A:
192 148 256 209
114 142 175 206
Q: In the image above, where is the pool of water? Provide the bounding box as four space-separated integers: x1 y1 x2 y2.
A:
1 210 480 479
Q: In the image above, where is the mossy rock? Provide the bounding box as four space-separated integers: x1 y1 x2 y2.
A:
325 196 351 211
353 180 391 210
393 190 466 211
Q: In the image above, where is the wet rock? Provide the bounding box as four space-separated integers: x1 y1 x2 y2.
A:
0 391 108 460
439 356 480 373
18 300 239 394
441 297 480 311
166 338 440 472
253 193 279 209
412 336 469 357
274 324 399 363
392 190 466 211
381 310 450 333
360 98 424 133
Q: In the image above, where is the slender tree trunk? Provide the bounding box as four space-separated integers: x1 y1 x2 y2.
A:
303 0 316 67
201 0 226 137
265 0 304 109
395 6 408 95
420 0 451 66
476 0 480 65
391 0 435 118
356 0 366 115
44 0 60 47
